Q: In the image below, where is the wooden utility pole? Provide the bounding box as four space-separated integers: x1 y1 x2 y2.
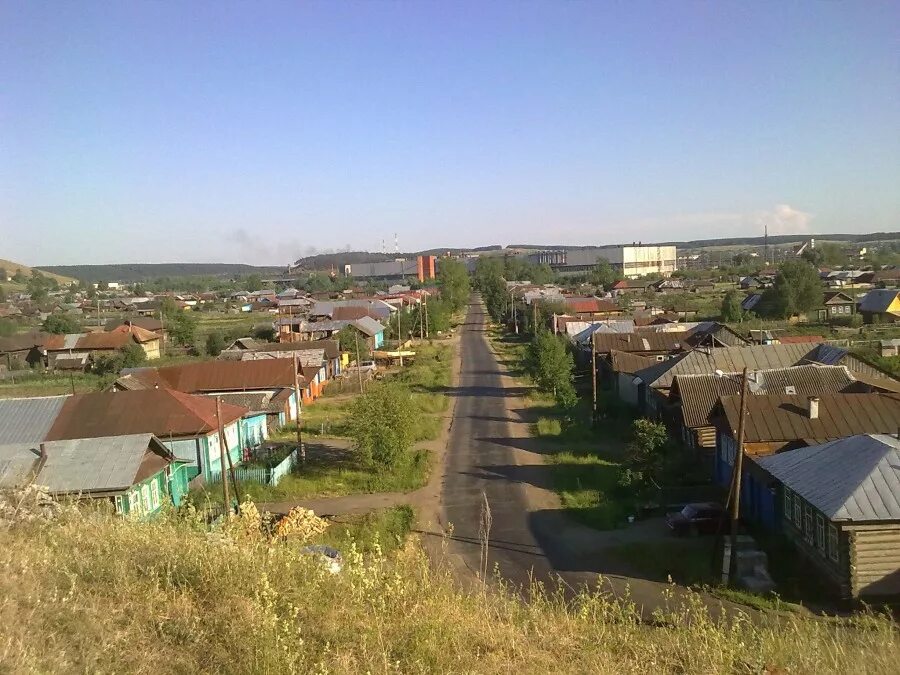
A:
532 302 538 334
292 353 305 463
397 304 404 367
223 401 242 505
590 334 597 425
724 367 750 584
353 329 364 393
419 296 424 341
216 397 231 514
511 291 518 334
423 292 429 338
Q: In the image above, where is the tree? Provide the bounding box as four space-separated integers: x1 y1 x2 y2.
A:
42 313 81 334
167 311 198 347
244 274 263 293
800 248 825 267
436 259 470 313
0 318 15 337
253 324 276 342
159 296 179 318
92 353 123 376
524 330 577 407
347 381 418 469
12 269 25 284
720 290 743 322
205 330 225 356
761 260 824 319
337 325 372 361
119 342 147 369
590 259 620 290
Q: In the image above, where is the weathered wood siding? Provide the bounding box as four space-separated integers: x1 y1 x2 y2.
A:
850 527 900 597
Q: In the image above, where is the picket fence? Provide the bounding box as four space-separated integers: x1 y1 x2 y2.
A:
208 447 300 487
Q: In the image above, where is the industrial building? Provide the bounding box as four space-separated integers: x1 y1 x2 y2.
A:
527 245 677 278
344 255 436 282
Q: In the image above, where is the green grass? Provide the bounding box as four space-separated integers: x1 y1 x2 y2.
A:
0 371 106 398
318 505 415 555
192 448 430 504
549 450 631 530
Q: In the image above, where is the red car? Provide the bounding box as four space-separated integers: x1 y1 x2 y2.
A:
666 502 725 536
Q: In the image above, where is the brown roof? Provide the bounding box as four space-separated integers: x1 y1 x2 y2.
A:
105 317 164 332
564 297 621 314
45 389 248 441
673 365 857 429
0 331 48 353
607 350 657 375
719 392 900 444
592 330 689 355
128 359 301 393
331 306 379 321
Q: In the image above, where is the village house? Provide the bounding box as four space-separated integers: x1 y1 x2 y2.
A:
0 434 191 517
712 392 900 532
37 324 162 370
756 434 900 599
105 317 167 343
858 289 900 323
591 330 689 361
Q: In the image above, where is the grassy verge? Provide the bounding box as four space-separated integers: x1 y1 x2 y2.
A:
1 505 895 673
318 505 415 555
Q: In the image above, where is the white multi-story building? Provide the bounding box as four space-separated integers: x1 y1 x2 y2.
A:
527 245 677 279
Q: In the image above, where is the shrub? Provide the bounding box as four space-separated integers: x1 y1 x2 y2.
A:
347 381 418 470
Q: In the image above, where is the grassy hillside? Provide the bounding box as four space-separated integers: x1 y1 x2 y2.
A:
0 498 896 674
0 258 77 285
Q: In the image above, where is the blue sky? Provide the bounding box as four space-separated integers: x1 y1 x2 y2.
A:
1 1 898 265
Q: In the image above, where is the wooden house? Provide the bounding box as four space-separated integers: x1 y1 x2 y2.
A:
756 435 900 599
858 289 900 323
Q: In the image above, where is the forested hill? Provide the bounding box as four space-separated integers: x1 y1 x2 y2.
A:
37 263 283 283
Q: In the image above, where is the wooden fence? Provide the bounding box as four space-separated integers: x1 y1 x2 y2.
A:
207 447 300 487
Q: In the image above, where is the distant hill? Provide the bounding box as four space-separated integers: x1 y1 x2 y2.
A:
0 258 77 285
37 263 283 283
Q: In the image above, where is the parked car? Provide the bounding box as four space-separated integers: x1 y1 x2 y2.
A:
351 360 377 373
665 502 725 536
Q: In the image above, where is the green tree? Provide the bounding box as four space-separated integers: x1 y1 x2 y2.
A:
337 325 371 361
720 289 743 322
761 260 824 319
589 259 620 290
41 313 81 334
436 259 470 312
92 353 123 376
159 296 179 318
12 269 25 284
253 324 276 342
347 381 417 469
119 342 147 369
800 248 825 267
244 274 263 292
167 311 198 347
205 330 225 356
524 330 577 407
0 318 15 337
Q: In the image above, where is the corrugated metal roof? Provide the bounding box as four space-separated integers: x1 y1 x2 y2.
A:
756 434 900 521
129 359 299 393
352 316 385 337
859 289 900 314
672 365 856 429
242 348 324 366
216 391 286 414
719 393 900 443
607 350 657 375
256 339 340 359
635 343 820 389
592 330 689 355
0 396 69 444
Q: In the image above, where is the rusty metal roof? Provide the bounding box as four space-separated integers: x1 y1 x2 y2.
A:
672 365 856 429
45 389 248 441
129 359 299 393
607 350 657 375
719 392 900 444
592 330 689 355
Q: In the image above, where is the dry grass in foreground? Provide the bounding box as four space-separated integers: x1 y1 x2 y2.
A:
0 501 897 673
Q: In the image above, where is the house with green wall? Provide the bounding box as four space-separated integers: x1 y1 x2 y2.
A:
0 434 190 518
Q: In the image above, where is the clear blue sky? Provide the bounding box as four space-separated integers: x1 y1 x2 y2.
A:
1 1 898 265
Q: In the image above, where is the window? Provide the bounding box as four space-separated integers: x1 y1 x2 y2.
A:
804 505 814 545
793 495 802 528
128 490 140 516
114 495 124 515
783 489 793 519
828 525 839 562
150 480 160 510
141 484 151 513
816 514 825 553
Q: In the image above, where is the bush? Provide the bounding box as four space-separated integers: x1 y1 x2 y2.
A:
205 331 225 356
119 343 147 369
347 381 418 470
41 313 81 335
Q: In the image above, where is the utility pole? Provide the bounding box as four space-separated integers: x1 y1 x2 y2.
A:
532 301 538 334
590 334 597 425
353 329 364 393
292 353 305 464
397 303 404 367
419 295 424 341
511 291 518 334
724 367 750 584
423 292 429 338
216 397 231 515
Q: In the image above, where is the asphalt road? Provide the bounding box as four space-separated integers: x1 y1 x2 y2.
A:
442 300 559 589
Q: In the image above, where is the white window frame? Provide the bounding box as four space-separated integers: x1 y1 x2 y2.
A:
815 514 825 553
114 495 124 515
150 480 160 510
828 525 839 562
141 484 151 513
783 488 792 520
128 490 140 516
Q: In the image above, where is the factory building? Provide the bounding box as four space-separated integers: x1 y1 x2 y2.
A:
527 245 677 279
344 255 437 282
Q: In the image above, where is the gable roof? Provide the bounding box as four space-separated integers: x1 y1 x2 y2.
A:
592 330 689 355
104 317 164 332
756 434 900 521
0 396 69 444
564 297 621 314
0 434 175 494
254 339 341 360
635 343 820 390
352 316 385 338
45 389 248 441
607 350 657 375
859 289 900 314
822 291 855 304
671 365 856 429
718 393 900 444
126 359 300 393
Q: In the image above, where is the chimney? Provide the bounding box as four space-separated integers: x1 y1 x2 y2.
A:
807 396 820 420
39 443 47 460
